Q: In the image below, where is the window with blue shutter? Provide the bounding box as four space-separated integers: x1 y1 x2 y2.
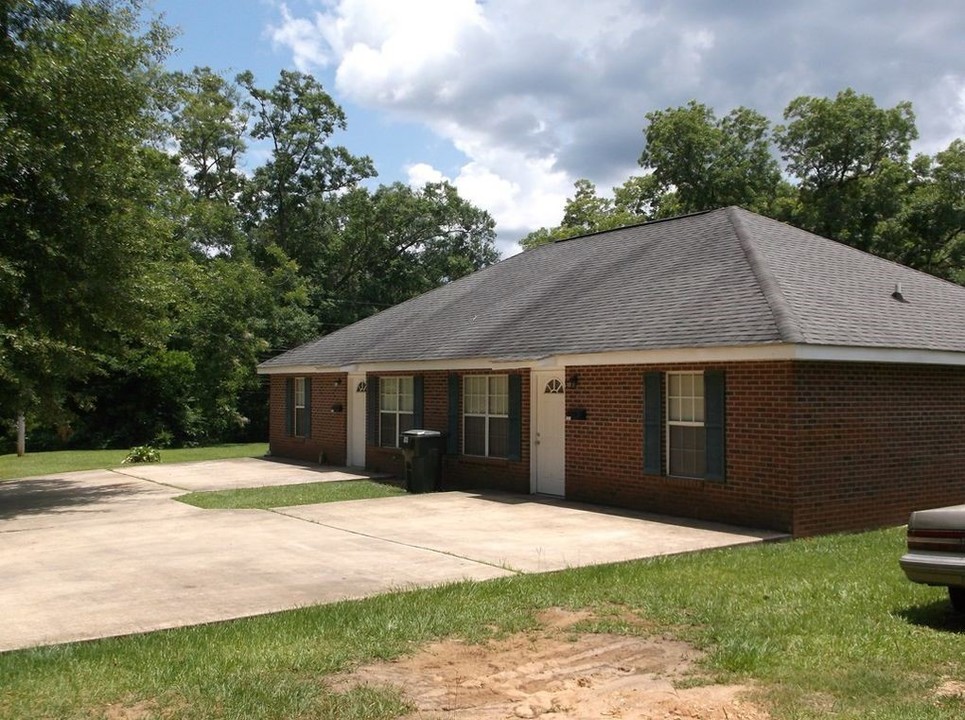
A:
447 374 459 454
284 378 294 436
704 370 725 481
413 375 424 429
644 372 662 475
302 378 312 437
507 375 522 461
366 376 378 447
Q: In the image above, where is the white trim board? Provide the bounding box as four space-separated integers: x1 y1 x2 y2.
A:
257 343 965 375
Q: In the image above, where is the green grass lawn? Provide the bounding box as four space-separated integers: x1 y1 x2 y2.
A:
1 527 961 719
0 443 269 481
177 479 405 509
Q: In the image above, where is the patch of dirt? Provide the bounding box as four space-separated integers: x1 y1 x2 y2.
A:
935 679 965 699
332 608 770 719
100 699 156 720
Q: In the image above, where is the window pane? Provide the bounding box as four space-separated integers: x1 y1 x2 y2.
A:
380 413 398 448
464 416 486 456
694 373 704 397
489 375 508 415
399 412 414 435
294 407 307 436
669 426 706 478
380 378 397 411
488 417 509 458
399 377 414 412
681 397 694 422
669 374 681 397
464 376 487 414
669 397 682 422
294 378 306 407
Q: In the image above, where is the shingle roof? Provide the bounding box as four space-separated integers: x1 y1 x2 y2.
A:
259 207 965 369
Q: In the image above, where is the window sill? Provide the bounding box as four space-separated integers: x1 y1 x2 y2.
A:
453 454 514 466
663 473 725 485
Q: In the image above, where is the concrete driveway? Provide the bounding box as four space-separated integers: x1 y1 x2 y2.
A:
0 458 784 652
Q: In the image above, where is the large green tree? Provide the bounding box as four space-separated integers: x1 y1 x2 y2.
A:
0 7 512 451
875 139 965 280
238 69 376 270
0 0 174 429
318 181 499 327
639 101 785 215
775 88 918 251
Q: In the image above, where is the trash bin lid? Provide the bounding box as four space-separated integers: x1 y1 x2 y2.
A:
402 429 443 438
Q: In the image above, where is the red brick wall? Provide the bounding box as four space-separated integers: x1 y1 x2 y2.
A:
365 369 531 493
267 360 965 538
791 362 965 536
564 361 797 533
268 373 347 465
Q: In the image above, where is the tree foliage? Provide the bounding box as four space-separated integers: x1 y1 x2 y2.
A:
1 1 500 450
0 0 174 427
525 90 962 286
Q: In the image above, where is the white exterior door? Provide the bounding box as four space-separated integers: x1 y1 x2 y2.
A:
533 371 566 496
346 374 367 468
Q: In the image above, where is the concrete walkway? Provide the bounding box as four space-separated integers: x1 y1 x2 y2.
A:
0 458 784 652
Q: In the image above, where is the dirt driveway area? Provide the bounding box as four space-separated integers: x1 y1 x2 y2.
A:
0 458 783 652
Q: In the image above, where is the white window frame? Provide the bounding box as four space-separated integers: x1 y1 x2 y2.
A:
293 377 307 437
379 376 414 448
666 371 705 478
463 374 509 458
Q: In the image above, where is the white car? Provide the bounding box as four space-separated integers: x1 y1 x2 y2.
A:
900 504 965 612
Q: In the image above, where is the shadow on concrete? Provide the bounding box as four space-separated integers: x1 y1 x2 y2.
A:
0 478 141 521
259 456 394 480
896 599 965 633
462 489 788 539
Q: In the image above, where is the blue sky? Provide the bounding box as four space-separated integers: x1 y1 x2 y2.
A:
147 1 965 255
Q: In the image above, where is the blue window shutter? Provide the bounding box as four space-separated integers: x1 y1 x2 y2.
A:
303 378 312 437
447 373 459 454
366 376 378 447
508 374 522 461
644 372 662 475
705 370 726 481
413 375 424 429
284 378 294 436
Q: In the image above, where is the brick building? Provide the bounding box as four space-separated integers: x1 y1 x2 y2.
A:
258 207 965 536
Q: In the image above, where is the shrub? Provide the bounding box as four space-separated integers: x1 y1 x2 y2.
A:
122 445 160 464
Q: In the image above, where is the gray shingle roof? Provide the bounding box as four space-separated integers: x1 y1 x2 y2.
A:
260 207 965 369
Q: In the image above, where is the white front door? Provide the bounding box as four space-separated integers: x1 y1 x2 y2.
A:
346 374 367 467
533 371 566 496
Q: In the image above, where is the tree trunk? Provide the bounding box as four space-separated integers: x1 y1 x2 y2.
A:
16 413 25 457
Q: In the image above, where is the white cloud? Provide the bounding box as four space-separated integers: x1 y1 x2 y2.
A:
405 162 446 187
270 0 965 250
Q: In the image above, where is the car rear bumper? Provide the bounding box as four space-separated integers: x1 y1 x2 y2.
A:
900 551 965 587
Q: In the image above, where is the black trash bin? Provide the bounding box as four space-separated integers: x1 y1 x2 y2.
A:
400 429 446 493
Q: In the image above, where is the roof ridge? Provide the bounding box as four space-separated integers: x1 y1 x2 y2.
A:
551 207 718 245
726 207 806 344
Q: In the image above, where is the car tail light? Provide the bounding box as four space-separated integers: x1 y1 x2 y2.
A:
908 529 965 552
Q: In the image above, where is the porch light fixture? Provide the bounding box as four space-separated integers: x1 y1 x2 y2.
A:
566 374 579 389
333 378 342 386
331 403 343 413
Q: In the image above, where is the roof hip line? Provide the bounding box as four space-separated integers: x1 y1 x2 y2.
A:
726 207 805 344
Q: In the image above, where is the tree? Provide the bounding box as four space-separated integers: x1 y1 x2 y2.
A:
875 140 965 280
775 89 918 251
166 66 249 254
520 178 648 250
639 101 784 215
238 69 376 269
0 0 174 432
317 181 499 327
